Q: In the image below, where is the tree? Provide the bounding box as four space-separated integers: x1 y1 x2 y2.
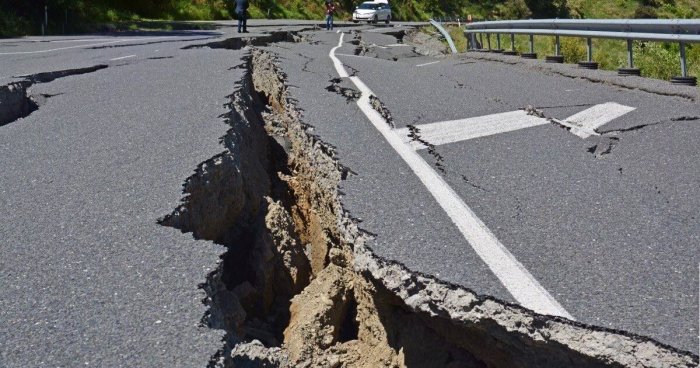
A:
495 0 532 19
524 0 568 18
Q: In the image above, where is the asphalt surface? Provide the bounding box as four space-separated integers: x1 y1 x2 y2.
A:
0 19 698 366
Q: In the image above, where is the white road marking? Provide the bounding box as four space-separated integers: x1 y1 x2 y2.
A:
330 33 349 78
396 110 549 149
396 103 636 149
110 55 137 61
49 38 120 43
0 37 175 55
385 43 411 47
416 61 440 67
329 33 573 319
562 102 636 139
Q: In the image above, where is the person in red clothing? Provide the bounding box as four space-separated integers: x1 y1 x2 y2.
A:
325 0 337 30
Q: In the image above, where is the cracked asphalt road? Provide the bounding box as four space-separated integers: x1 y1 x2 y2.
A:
0 19 697 366
267 27 699 354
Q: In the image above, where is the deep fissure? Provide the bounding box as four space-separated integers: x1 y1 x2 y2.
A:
160 47 698 367
183 30 312 50
0 65 108 126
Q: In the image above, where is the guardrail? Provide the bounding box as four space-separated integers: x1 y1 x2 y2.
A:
464 19 700 86
429 19 458 54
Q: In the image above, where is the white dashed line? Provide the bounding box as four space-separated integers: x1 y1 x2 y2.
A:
330 34 349 78
329 33 573 319
110 55 137 61
416 61 440 67
49 38 120 43
0 37 173 55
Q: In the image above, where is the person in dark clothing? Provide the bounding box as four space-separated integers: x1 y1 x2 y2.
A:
325 0 336 30
234 0 249 33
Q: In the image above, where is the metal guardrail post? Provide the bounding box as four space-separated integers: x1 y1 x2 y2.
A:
619 39 641 76
479 33 484 50
496 33 503 52
503 33 517 55
671 42 697 85
547 35 564 63
522 34 537 59
587 38 592 61
680 42 688 77
578 37 599 69
626 39 633 67
486 33 492 51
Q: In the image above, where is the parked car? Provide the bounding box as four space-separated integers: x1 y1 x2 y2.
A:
352 1 392 24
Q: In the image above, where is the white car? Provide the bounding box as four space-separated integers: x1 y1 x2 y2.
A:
352 1 392 24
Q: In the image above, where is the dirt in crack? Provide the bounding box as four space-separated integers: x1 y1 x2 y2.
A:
0 65 107 126
406 124 445 173
369 94 394 128
159 48 699 368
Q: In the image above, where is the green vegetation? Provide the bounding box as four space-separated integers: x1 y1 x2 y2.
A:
0 0 232 36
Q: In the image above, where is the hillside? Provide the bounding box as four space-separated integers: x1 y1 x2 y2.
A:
2 0 700 37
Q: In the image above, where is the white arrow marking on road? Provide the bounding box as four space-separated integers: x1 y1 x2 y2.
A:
330 33 574 319
562 102 636 139
397 103 636 149
396 110 548 149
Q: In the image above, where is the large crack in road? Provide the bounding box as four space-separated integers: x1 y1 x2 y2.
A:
0 65 108 126
159 45 697 367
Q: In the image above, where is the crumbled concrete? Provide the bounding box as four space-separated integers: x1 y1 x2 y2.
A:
369 94 394 128
405 29 449 57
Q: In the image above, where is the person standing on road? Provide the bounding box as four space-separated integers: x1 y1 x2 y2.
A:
325 0 337 31
234 0 249 33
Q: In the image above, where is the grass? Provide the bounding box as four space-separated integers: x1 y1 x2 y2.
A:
446 25 468 53
0 8 31 37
